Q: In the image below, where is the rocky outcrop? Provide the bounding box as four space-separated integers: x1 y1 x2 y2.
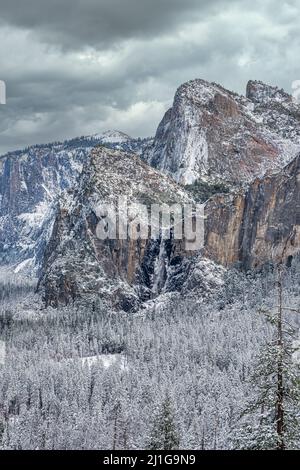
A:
0 132 151 273
3 79 300 312
246 80 293 105
143 79 300 185
39 147 300 312
205 154 300 269
38 146 194 310
0 143 86 271
37 94 300 310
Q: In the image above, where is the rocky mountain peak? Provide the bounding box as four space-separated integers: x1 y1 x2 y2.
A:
174 79 217 105
143 78 300 185
2 77 300 314
38 146 194 310
246 79 292 105
90 130 132 143
175 79 242 120
0 133 152 273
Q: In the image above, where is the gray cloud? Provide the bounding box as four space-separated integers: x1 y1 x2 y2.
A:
0 0 300 155
0 0 222 50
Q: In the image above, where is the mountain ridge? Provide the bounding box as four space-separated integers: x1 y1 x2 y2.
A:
0 131 152 273
1 77 300 312
143 78 300 185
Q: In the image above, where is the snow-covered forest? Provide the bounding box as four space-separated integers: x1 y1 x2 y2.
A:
1 260 300 450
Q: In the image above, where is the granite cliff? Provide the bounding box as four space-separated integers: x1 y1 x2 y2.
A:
205 154 300 269
0 132 151 273
143 79 300 185
1 79 300 312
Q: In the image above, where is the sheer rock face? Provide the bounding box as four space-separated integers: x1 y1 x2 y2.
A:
39 145 300 311
2 79 300 311
38 147 194 310
0 134 151 272
143 79 300 185
246 80 293 105
0 144 87 271
205 154 300 269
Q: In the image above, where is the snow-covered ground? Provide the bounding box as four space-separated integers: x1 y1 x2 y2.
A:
90 130 131 144
80 354 128 370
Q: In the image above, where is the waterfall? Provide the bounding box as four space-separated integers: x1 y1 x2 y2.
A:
152 236 168 297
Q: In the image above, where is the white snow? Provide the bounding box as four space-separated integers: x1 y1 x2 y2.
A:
18 200 50 232
80 354 127 370
90 130 131 143
0 340 5 366
178 128 209 184
14 257 35 274
292 338 300 364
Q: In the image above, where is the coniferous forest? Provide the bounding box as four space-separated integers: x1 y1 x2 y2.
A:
1 260 300 450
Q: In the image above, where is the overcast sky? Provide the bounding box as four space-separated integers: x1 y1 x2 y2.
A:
0 0 299 155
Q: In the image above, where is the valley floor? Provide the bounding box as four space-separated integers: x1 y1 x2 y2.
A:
0 262 300 449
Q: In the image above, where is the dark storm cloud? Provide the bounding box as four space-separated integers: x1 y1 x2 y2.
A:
0 0 223 49
0 0 300 155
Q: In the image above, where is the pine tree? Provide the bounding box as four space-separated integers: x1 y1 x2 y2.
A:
147 395 180 450
233 265 300 450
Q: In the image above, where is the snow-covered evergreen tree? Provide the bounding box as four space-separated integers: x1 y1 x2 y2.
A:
147 395 180 450
232 266 300 449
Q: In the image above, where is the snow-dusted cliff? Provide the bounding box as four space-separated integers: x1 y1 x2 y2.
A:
0 132 152 273
143 79 300 184
1 79 300 313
